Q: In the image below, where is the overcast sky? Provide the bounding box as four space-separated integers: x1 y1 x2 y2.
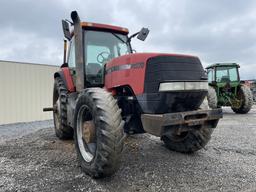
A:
0 0 256 79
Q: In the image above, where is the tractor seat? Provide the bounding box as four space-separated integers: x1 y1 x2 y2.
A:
220 76 230 82
87 63 102 75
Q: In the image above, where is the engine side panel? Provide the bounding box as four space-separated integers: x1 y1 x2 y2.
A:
105 53 150 95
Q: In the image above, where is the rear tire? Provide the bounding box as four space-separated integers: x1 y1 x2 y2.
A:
53 77 73 139
207 86 218 109
161 128 213 153
74 88 125 178
231 85 253 114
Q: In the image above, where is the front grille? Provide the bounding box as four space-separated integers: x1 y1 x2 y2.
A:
144 55 205 93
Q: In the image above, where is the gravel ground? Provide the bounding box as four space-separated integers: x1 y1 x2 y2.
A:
0 120 53 144
0 107 256 192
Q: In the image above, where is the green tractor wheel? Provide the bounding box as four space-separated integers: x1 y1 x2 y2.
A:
231 84 253 114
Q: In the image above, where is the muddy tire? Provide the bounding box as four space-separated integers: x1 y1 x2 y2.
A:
231 85 253 114
161 128 213 153
199 97 209 110
207 86 218 109
53 77 73 139
74 88 125 178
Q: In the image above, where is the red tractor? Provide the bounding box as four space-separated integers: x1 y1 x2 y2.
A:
44 11 222 178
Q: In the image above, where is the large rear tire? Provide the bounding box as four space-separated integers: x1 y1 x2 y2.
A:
231 84 253 114
207 86 218 109
53 77 73 139
161 128 213 153
74 88 125 178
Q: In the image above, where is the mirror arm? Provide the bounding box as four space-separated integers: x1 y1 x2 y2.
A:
127 32 140 43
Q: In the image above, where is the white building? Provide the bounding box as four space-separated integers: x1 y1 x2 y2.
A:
0 60 59 125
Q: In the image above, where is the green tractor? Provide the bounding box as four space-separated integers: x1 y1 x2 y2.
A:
206 63 253 114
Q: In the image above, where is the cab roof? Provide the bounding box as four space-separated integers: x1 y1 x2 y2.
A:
80 22 129 35
206 63 240 69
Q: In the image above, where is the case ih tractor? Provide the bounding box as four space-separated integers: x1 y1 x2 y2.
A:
44 11 222 178
206 63 253 113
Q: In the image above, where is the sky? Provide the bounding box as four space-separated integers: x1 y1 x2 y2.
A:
0 0 256 79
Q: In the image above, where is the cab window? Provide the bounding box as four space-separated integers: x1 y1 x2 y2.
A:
84 30 131 85
229 67 238 81
86 44 110 75
216 66 238 82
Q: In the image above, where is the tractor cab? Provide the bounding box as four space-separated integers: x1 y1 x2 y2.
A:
67 23 132 86
62 19 149 87
206 63 240 87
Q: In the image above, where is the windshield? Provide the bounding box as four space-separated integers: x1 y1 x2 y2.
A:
215 66 238 82
84 30 131 85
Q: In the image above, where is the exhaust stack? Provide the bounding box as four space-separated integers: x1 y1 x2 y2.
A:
71 11 85 92
63 39 67 64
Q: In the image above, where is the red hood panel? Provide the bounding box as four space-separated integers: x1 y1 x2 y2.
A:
104 52 199 95
106 52 198 69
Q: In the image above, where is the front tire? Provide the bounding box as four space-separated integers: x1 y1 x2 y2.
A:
74 88 125 178
161 128 214 153
231 85 253 114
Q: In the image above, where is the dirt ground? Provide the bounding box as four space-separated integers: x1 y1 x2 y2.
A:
0 107 256 192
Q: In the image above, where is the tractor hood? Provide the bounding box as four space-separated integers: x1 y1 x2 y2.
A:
105 52 208 114
106 52 198 70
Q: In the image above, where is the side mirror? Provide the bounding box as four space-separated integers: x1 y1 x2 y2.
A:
62 20 71 40
137 28 149 41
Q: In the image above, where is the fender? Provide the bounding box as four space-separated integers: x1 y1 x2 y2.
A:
54 67 75 92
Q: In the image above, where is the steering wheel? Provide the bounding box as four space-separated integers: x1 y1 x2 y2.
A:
97 51 111 63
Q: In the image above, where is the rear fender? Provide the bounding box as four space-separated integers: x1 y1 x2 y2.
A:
54 67 75 92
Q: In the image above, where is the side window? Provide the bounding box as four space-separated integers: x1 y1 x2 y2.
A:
68 39 75 68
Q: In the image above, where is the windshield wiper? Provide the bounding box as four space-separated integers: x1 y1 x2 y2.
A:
111 32 127 44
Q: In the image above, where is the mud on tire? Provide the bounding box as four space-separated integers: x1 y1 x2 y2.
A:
74 88 125 178
231 84 253 114
53 77 73 139
207 86 218 109
161 128 214 153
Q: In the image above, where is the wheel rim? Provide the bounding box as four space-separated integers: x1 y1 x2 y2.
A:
232 90 244 109
77 105 96 163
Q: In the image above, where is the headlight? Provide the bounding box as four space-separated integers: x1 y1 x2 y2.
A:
159 81 208 92
159 82 185 91
184 82 208 90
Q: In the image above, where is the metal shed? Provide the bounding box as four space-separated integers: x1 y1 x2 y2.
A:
0 60 58 125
